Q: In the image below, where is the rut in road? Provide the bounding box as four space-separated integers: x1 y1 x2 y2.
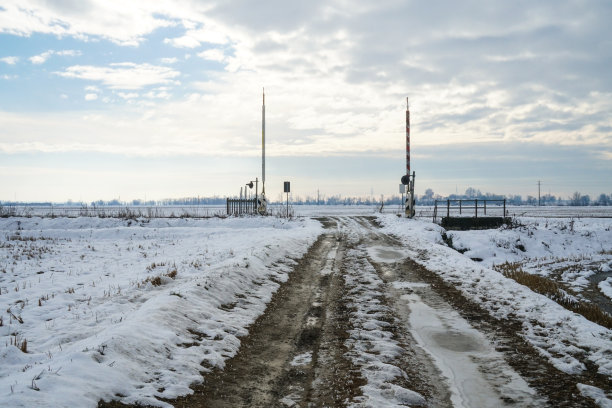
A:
170 226 367 407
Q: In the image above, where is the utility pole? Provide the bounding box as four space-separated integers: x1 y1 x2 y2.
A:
538 180 541 206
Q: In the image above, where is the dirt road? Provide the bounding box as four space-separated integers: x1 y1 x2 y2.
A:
102 216 601 407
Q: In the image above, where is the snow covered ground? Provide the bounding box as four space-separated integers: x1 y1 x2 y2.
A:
442 217 612 303
379 215 612 403
0 216 322 407
2 211 611 407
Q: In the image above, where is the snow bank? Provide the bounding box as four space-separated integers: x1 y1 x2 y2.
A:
0 216 322 407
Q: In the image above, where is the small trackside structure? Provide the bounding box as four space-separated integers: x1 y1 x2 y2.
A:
433 199 511 230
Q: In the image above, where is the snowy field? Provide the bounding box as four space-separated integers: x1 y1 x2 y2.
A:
0 217 321 407
1 210 611 407
3 203 612 219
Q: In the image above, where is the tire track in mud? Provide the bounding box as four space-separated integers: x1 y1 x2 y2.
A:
165 222 367 407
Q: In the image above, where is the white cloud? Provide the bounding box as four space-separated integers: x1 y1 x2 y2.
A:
1 74 18 80
160 57 178 64
164 36 201 49
85 93 98 101
197 49 226 63
0 56 18 65
30 50 53 64
144 90 170 99
60 94 68 99
0 1 182 46
29 49 81 64
118 92 139 99
163 25 229 49
56 50 82 57
57 63 180 90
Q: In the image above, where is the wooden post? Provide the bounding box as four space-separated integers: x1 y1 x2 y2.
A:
475 199 478 218
484 200 487 215
459 200 462 214
447 199 450 218
503 199 506 217
433 201 437 222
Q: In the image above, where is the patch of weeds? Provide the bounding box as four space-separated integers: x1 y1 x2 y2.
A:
10 333 28 353
146 261 166 272
494 262 612 329
441 232 468 254
140 266 178 287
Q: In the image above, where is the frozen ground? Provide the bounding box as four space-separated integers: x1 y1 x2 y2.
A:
0 216 321 407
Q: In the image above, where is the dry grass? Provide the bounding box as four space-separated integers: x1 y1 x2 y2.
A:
494 262 612 329
140 266 178 287
10 334 28 353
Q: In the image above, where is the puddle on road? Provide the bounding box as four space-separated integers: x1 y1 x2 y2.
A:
367 246 408 263
402 291 542 408
431 331 483 353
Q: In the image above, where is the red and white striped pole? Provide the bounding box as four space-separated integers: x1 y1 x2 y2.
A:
401 97 415 218
406 97 410 177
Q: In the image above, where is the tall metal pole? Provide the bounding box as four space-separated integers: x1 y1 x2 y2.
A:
406 97 410 177
258 89 267 215
262 88 266 195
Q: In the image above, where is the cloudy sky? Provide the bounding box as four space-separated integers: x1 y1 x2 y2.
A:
1 0 610 203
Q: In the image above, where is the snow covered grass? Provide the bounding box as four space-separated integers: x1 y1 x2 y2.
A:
378 215 612 381
441 218 612 300
0 216 322 407
494 261 612 329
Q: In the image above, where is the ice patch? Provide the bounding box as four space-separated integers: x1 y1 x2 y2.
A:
406 292 542 407
290 352 312 367
392 281 429 290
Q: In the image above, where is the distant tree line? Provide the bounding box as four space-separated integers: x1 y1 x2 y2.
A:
415 188 612 206
2 190 611 207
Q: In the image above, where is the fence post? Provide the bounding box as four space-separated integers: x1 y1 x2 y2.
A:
475 199 478 218
459 200 462 214
447 200 450 218
504 199 506 217
433 201 437 222
484 200 487 215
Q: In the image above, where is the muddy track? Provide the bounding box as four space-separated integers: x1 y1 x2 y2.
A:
355 215 602 407
163 223 366 407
